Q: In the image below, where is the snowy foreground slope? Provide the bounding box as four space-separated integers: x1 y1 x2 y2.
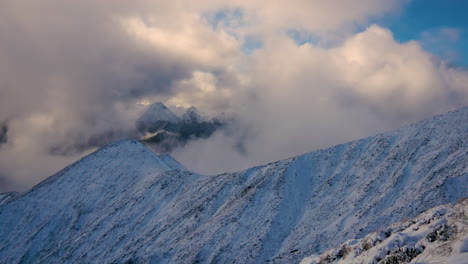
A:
301 199 468 264
0 107 467 264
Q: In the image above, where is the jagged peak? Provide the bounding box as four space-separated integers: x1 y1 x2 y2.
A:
181 106 203 123
139 102 181 123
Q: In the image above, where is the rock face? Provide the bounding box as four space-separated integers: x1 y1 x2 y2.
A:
0 107 467 264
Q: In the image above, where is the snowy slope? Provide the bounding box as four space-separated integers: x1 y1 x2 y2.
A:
0 107 467 264
301 198 468 264
158 153 187 171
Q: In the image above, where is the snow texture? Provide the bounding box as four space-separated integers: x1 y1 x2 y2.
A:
0 107 467 264
301 198 468 264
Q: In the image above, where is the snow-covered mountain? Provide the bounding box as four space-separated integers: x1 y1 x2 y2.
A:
301 199 468 264
181 106 203 124
0 107 466 263
136 102 224 153
136 102 182 134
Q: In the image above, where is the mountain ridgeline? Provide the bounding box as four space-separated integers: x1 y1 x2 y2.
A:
0 107 467 263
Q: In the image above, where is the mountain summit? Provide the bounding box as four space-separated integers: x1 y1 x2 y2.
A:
136 102 182 134
136 102 224 153
0 107 467 263
181 106 203 123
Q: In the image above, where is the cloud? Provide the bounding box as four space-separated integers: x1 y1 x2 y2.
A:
202 0 404 40
170 25 468 175
421 28 461 44
333 25 466 117
0 0 240 190
0 173 19 193
1 0 467 190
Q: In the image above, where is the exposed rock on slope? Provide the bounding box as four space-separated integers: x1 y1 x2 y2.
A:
0 107 466 264
301 199 468 264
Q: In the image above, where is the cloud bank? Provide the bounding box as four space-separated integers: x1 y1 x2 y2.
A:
171 25 468 174
0 0 467 191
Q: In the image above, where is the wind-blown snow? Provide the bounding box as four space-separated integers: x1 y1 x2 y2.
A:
0 107 466 263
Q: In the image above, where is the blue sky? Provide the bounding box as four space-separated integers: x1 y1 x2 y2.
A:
381 0 468 66
239 0 468 65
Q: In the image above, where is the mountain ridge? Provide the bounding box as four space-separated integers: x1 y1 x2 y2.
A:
0 107 466 263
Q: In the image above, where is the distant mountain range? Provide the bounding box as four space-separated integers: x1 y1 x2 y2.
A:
0 107 466 263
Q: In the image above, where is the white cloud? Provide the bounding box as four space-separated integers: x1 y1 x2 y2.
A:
1 0 467 190
120 16 240 69
171 25 468 174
